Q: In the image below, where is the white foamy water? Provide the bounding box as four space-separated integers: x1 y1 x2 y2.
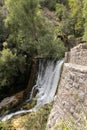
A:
0 59 64 122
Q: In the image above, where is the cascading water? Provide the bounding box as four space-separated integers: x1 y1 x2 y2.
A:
0 59 64 122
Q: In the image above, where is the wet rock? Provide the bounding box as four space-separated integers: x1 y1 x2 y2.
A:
0 91 24 115
24 59 38 99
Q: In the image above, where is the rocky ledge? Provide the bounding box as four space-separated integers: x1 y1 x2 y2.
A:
0 91 24 115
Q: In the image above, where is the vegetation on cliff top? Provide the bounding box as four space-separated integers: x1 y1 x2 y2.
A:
0 0 87 102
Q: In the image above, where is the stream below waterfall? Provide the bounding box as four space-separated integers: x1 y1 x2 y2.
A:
0 59 64 122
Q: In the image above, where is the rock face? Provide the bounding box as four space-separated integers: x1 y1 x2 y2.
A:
70 43 87 66
24 59 38 99
0 91 24 115
46 43 87 130
0 58 38 116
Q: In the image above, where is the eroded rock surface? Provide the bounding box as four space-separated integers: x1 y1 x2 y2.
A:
46 43 87 130
0 91 24 115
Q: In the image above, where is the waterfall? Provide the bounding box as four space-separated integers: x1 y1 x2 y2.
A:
0 59 64 122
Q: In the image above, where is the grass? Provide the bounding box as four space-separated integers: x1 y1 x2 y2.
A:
23 103 53 130
0 103 53 130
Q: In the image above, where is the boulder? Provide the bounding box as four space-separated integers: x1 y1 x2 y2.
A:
0 91 24 115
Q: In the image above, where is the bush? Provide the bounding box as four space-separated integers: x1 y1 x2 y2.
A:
0 43 26 89
40 0 57 10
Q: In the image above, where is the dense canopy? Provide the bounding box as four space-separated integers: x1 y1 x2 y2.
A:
0 0 87 99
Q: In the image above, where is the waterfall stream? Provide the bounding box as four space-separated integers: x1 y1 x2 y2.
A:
0 59 64 122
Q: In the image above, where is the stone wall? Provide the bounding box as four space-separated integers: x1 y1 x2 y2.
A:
66 43 87 66
46 43 87 130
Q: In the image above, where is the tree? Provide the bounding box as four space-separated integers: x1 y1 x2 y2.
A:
83 0 87 41
5 0 66 58
40 0 57 10
0 0 8 47
55 0 84 49
0 44 18 87
5 0 39 54
68 0 84 37
0 42 26 91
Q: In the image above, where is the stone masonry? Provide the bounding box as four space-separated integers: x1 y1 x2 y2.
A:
46 43 87 130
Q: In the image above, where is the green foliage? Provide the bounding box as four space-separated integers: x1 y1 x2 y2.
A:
24 103 53 130
5 0 39 57
0 43 25 88
0 122 5 130
0 0 8 44
83 0 87 40
68 0 84 37
0 46 18 87
37 38 66 59
1 103 53 130
83 22 87 41
55 121 70 130
5 0 66 59
56 3 67 20
0 121 11 130
56 0 84 41
40 0 57 10
1 0 86 94
36 19 66 58
0 0 67 94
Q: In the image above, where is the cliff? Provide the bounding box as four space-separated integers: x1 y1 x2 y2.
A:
46 43 87 130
